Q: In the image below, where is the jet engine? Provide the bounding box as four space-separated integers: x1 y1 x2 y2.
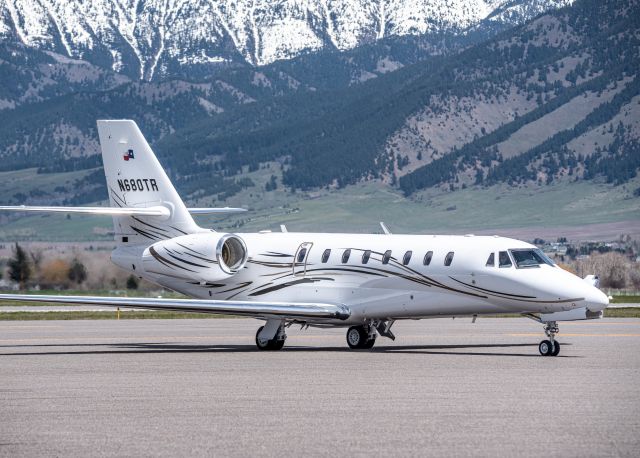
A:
142 232 248 283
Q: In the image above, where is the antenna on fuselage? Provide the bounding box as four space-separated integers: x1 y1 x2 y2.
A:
379 222 392 235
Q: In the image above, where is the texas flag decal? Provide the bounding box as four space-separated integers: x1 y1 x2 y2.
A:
123 149 135 161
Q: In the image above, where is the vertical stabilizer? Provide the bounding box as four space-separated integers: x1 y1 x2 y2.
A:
96 120 200 244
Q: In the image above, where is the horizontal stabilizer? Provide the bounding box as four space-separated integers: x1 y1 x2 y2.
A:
187 207 247 214
0 294 351 321
0 205 170 218
0 206 246 218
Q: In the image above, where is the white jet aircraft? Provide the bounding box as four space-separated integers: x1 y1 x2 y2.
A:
0 120 609 355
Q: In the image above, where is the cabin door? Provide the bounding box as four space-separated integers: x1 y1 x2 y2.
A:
293 242 313 277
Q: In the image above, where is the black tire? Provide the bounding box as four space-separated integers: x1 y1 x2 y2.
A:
346 326 368 349
362 336 376 349
539 340 553 356
255 326 285 351
551 341 560 356
256 326 269 350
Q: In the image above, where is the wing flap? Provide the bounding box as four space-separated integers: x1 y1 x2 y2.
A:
0 294 350 321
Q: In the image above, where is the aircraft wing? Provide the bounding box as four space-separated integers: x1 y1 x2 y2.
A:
0 206 245 217
0 294 350 321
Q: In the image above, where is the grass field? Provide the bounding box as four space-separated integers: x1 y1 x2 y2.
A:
611 295 640 304
1 166 638 241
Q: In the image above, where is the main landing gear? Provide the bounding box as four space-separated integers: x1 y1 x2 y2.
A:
539 321 560 357
346 325 376 349
346 320 395 350
255 320 287 351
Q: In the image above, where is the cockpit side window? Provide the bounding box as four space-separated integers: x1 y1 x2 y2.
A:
486 253 495 267
499 251 512 268
510 249 556 268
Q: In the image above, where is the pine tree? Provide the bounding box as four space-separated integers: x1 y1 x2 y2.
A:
8 243 30 289
126 275 139 290
68 258 88 284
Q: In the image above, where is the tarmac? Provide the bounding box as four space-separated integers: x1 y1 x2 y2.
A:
1 318 639 457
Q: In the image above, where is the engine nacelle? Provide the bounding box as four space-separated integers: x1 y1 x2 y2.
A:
142 232 248 283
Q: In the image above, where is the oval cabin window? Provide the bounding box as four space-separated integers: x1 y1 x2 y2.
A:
444 252 454 266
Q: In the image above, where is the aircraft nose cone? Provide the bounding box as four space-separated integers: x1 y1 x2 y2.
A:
585 287 609 312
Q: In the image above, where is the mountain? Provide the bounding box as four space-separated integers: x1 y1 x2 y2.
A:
145 0 638 196
0 0 573 80
0 0 637 239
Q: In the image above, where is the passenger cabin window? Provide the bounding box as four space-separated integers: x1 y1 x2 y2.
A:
423 251 433 266
486 253 495 267
403 251 412 265
444 251 454 266
342 249 351 264
321 249 331 263
362 250 371 264
382 250 392 265
296 248 307 263
510 249 556 268
499 251 512 268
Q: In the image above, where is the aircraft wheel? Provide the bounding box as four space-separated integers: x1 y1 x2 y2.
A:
362 335 376 349
551 341 560 356
255 326 285 351
539 340 553 356
346 326 375 349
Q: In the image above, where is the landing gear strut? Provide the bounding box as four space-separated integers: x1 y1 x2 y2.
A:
539 321 560 356
255 320 287 351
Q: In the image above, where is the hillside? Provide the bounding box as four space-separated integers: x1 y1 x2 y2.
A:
150 0 639 194
0 0 637 240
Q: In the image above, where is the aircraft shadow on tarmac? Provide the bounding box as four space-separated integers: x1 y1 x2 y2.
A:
0 341 576 357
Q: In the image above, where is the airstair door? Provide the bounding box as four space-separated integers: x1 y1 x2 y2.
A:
293 242 313 277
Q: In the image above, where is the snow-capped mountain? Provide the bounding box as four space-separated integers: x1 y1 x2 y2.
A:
0 0 573 80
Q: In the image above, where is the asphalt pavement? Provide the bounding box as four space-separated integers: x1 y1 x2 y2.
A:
1 318 639 457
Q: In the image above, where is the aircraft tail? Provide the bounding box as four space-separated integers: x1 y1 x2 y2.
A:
96 120 200 244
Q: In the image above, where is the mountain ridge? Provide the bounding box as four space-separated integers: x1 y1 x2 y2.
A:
0 0 572 80
0 0 637 236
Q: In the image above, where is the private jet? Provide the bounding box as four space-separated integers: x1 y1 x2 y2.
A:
0 120 610 355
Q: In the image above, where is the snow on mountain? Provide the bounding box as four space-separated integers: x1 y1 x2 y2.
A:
0 0 574 80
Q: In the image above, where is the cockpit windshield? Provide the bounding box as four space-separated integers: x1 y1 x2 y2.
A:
509 249 555 268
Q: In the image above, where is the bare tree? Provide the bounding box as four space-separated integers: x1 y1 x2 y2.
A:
578 252 629 289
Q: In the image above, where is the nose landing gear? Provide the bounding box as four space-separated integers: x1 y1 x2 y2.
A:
539 321 560 356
